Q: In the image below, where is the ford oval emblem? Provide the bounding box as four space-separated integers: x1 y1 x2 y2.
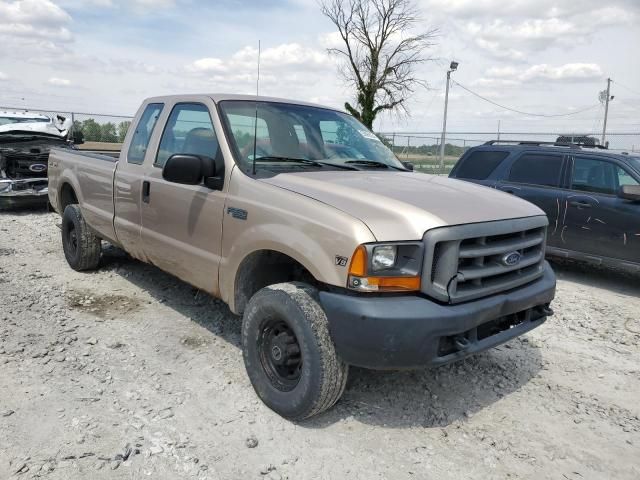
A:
502 252 522 266
29 164 47 173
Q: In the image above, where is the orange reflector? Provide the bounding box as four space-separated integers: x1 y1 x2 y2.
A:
369 276 421 291
348 245 367 276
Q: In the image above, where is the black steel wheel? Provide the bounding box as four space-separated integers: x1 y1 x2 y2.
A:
242 282 348 420
258 319 302 391
61 204 101 271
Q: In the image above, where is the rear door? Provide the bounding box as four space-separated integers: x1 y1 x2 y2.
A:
114 101 164 260
496 151 567 248
562 154 640 263
139 99 227 296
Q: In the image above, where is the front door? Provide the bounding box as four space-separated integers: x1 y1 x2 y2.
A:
140 101 227 296
563 155 640 263
496 151 567 248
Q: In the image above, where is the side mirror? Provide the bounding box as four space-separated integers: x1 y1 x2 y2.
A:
402 161 414 171
618 184 640 201
163 154 215 185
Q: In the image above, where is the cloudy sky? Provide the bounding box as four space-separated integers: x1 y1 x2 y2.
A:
1 0 639 146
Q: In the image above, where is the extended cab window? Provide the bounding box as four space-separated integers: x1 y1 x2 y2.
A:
508 153 563 187
454 150 508 180
128 103 163 164
571 157 638 195
155 103 219 168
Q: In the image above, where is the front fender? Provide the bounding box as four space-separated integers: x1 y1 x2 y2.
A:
219 169 377 312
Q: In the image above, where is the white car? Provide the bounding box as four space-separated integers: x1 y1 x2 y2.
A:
0 111 73 138
0 111 74 209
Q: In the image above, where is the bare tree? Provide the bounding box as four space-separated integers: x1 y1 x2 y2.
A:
321 0 437 128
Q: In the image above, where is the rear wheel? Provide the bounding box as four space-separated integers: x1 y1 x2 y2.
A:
62 204 101 271
242 282 348 420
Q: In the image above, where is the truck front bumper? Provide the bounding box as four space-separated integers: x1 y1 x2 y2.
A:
319 262 556 369
0 178 49 209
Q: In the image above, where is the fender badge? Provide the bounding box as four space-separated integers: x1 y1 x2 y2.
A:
335 255 348 267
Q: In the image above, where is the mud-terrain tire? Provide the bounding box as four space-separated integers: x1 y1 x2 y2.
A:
62 204 101 271
242 282 348 420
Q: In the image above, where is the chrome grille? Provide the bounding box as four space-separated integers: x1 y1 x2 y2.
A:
422 216 548 304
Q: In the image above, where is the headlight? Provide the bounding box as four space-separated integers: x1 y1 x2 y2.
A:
0 181 12 193
347 242 423 292
371 245 396 271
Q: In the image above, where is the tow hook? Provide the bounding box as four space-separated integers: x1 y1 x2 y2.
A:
539 305 554 317
453 336 471 352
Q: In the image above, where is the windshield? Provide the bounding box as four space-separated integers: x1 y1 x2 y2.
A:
218 100 403 172
627 156 640 173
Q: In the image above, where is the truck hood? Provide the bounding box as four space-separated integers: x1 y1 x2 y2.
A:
261 171 545 241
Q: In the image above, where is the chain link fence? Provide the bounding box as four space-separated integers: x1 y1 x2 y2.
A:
379 131 640 175
2 106 638 171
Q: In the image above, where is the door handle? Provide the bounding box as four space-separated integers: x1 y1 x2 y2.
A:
142 180 150 204
569 200 592 209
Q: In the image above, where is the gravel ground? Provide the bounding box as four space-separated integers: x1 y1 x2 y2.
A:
1 208 639 480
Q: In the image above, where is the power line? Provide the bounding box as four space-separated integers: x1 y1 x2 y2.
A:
450 80 601 118
612 79 640 98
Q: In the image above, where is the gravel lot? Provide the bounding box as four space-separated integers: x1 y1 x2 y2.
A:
1 208 639 480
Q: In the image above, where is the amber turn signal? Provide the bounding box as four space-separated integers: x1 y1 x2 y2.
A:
348 245 367 277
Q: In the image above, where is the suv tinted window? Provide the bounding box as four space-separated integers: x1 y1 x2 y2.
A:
155 103 219 168
508 154 563 187
571 156 638 194
128 103 163 164
454 150 508 180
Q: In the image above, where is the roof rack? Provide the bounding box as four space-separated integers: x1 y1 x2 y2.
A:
483 140 607 149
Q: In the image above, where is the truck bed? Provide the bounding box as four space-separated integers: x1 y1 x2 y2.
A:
48 147 120 243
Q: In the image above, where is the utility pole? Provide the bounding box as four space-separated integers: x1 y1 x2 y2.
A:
601 77 612 145
439 61 458 173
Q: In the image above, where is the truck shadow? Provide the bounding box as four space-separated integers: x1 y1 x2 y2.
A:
0 204 50 215
102 244 544 430
305 343 543 429
549 258 640 297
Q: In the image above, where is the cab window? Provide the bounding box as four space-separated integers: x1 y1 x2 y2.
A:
127 103 163 164
155 103 219 168
508 153 563 187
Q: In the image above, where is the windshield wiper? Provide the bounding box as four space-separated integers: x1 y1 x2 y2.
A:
255 156 324 167
345 160 408 171
255 156 361 171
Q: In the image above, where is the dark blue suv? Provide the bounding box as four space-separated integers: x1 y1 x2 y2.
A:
449 141 640 273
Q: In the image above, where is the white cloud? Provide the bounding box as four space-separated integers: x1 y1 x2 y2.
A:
474 38 525 61
0 71 8 81
187 43 332 81
434 1 639 61
187 57 227 74
0 0 73 42
48 77 71 86
485 63 603 83
422 0 639 20
318 31 343 49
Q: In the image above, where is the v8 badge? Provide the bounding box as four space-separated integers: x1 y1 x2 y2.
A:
335 255 348 267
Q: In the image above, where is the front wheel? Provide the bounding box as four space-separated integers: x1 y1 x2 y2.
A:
242 282 348 420
62 204 101 271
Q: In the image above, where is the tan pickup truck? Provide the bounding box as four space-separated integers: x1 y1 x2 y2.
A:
48 94 556 420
